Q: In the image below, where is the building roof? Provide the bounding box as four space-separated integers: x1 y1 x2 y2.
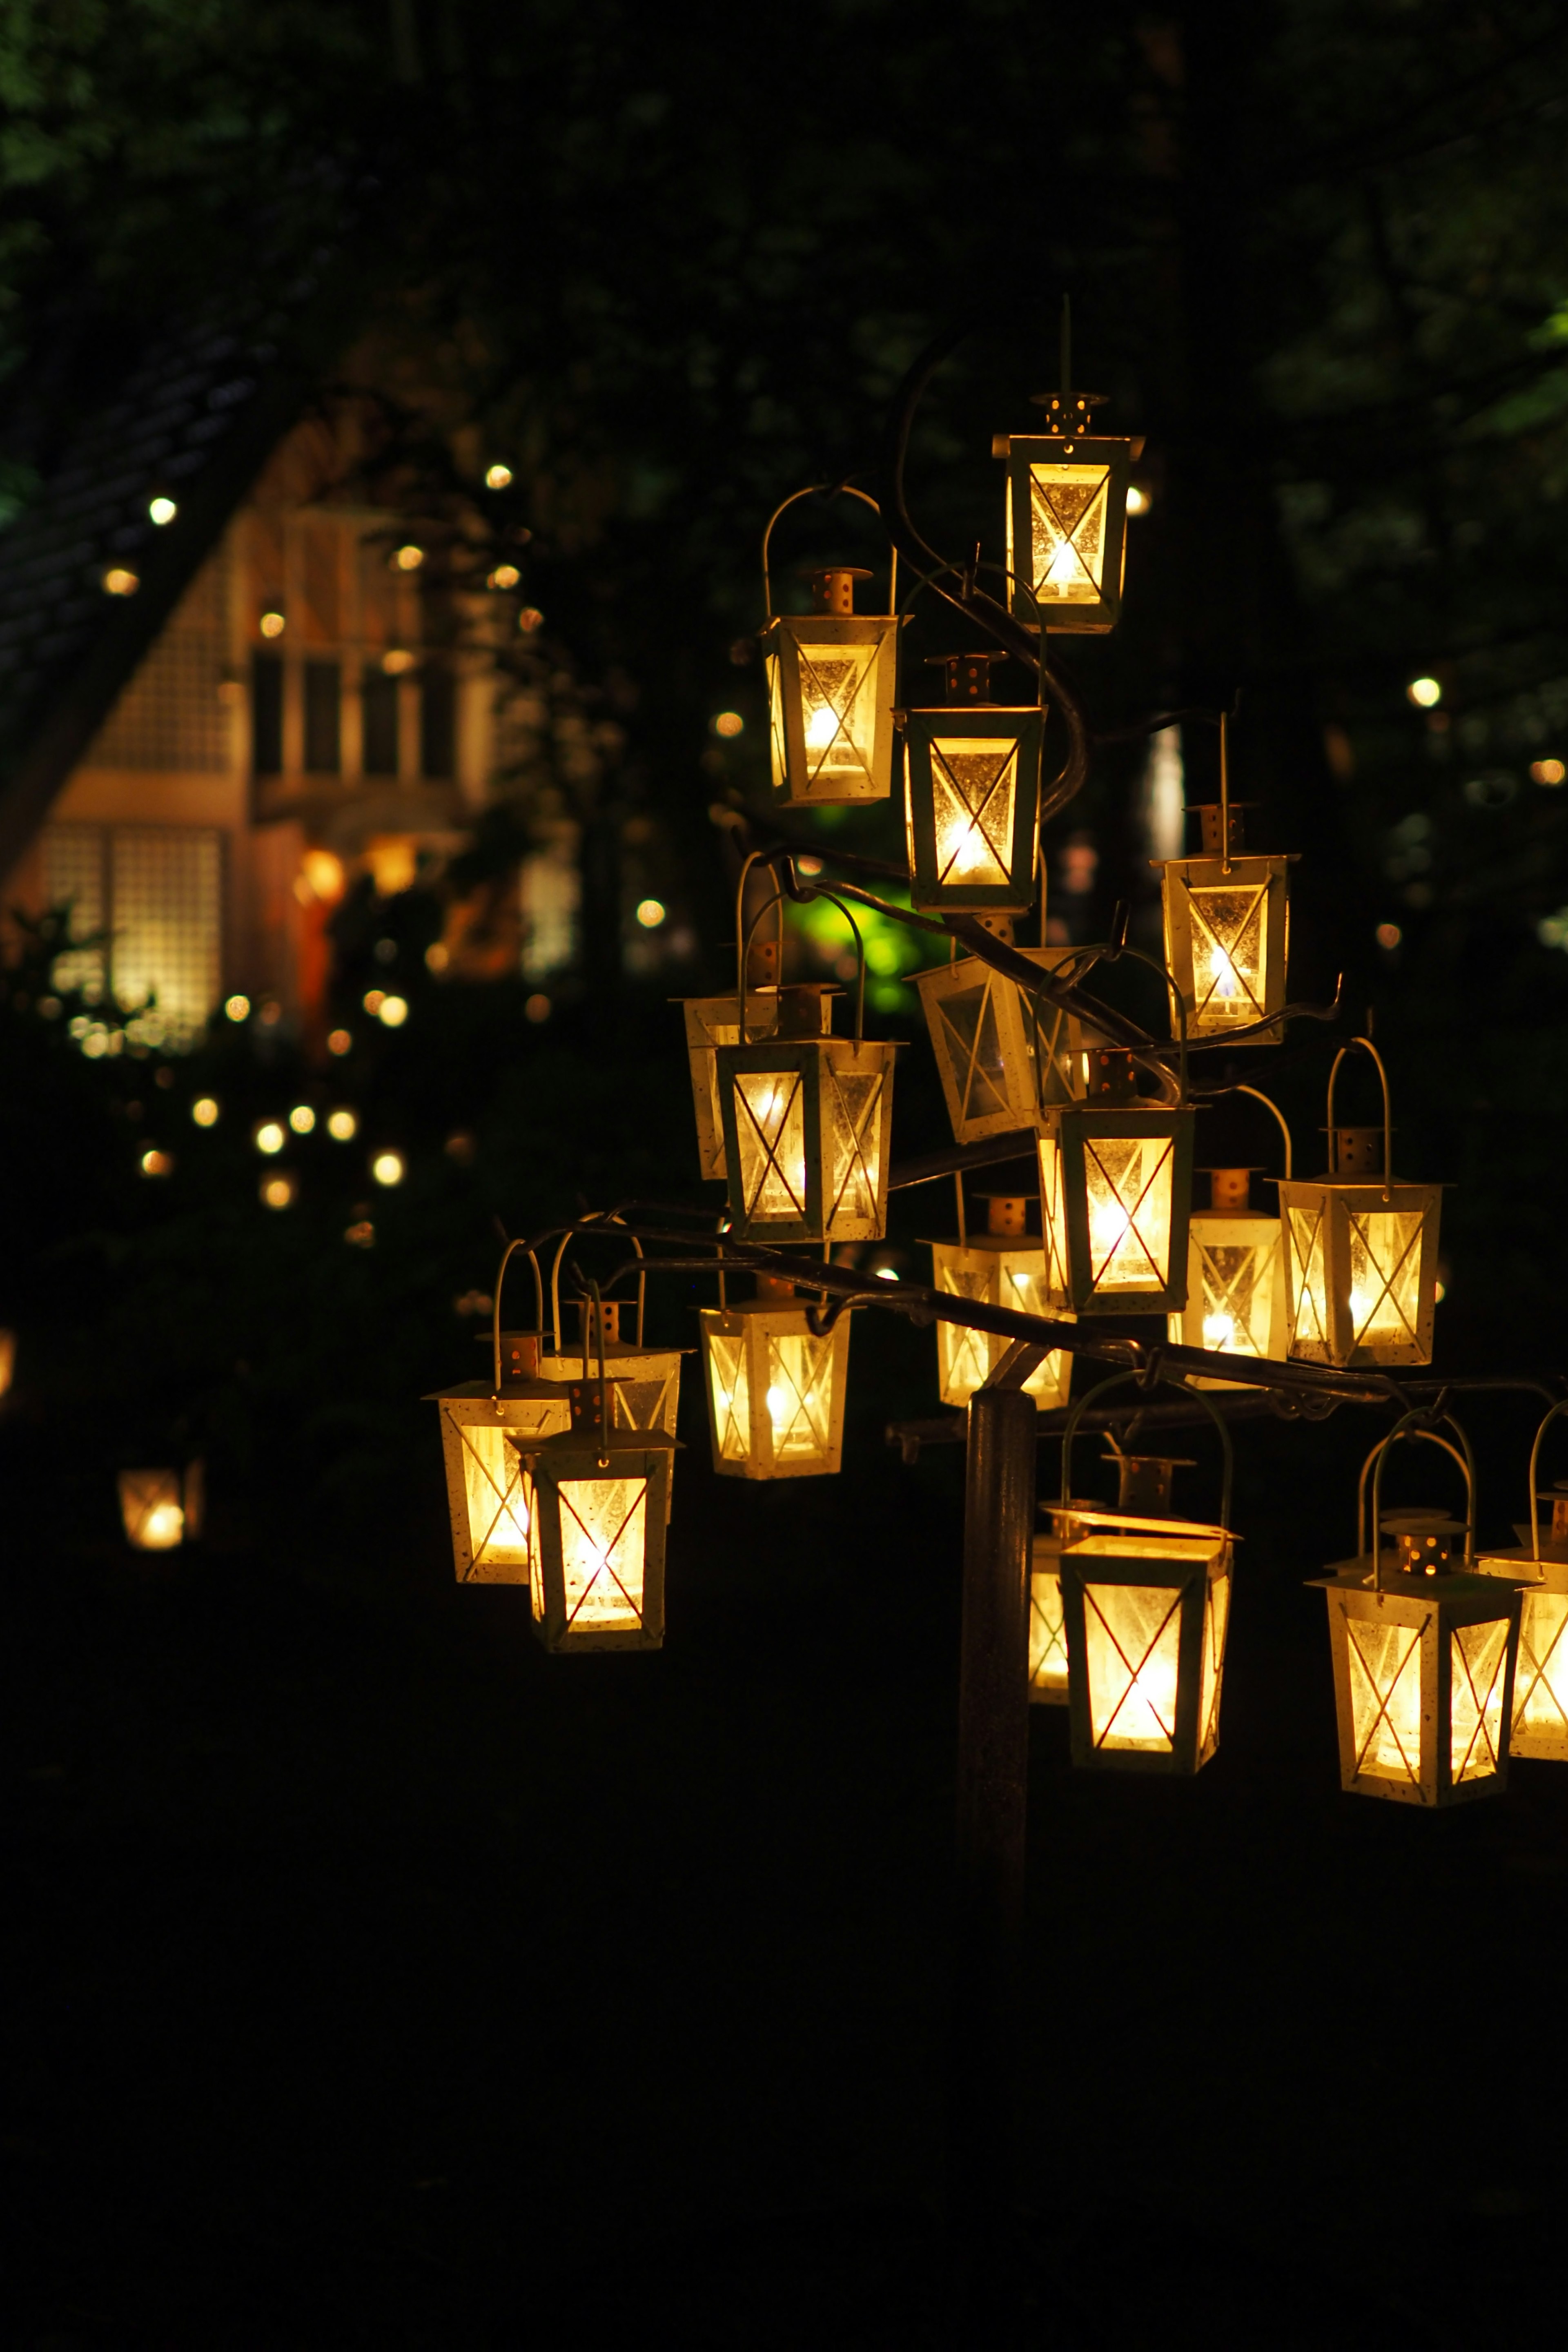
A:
0 301 328 877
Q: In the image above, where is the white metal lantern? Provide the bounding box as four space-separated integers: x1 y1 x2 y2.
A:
928 1191 1072 1409
538 1241 682 1443
716 972 896 1244
428 1244 572 1583
1156 731 1293 1044
679 986 832 1181
903 654 1042 913
765 564 901 807
1279 1039 1442 1368
1314 1419 1521 1806
1036 1054 1196 1316
1472 1401 1568 1762
699 1275 851 1479
998 390 1134 635
118 1463 203 1552
913 945 1086 1146
1167 1089 1292 1383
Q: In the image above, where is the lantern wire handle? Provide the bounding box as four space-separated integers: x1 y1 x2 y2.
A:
1327 1035 1394 1205
1058 1367 1233 1534
490 1239 545 1399
760 482 895 620
1219 710 1232 879
584 1277 611 1470
735 850 786 1033
1366 1410 1475 1591
1356 1426 1470 1566
548 1226 641 1357
1525 1399 1568 1568
748 880 868 1044
738 886 788 1045
1233 1084 1294 1180
1104 940 1188 1103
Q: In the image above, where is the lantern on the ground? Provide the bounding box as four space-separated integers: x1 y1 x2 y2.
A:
928 1191 1072 1409
1279 1039 1441 1367
1472 1403 1568 1762
118 1463 203 1552
716 982 896 1244
765 564 901 806
1168 1090 1292 1382
1314 1417 1521 1806
997 383 1134 635
904 654 1042 913
1057 1437 1234 1775
514 1345 677 1653
679 986 832 1180
1156 725 1294 1043
914 945 1086 1144
1036 1051 1195 1314
699 1274 851 1479
429 1244 573 1583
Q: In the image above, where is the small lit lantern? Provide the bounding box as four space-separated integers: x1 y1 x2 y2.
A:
928 1192 1072 1409
679 986 831 1181
913 945 1085 1144
998 385 1134 635
1168 1094 1292 1381
1278 1039 1441 1367
1472 1403 1568 1761
118 1464 203 1552
904 654 1042 913
429 1246 574 1582
1036 1051 1195 1314
514 1362 676 1653
715 983 896 1244
699 1274 850 1479
765 565 900 806
1157 771 1293 1043
1058 1449 1233 1774
1314 1420 1520 1806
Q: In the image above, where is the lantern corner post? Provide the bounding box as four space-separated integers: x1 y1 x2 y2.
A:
947 1365 1038 2330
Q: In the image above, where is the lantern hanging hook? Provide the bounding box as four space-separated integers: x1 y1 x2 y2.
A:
760 482 896 622
735 849 786 1036
548 1223 642 1356
1099 938 1189 1105
1327 1034 1394 1204
1058 1366 1233 1533
490 1238 545 1400
1524 1399 1568 1569
1232 1084 1294 1181
1364 1410 1476 1590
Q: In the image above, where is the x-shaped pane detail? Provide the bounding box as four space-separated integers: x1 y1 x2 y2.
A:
735 1070 807 1218
936 980 1010 1128
1084 1136 1174 1290
1029 465 1109 602
765 1334 833 1457
1348 1213 1424 1350
558 1477 647 1630
1196 1234 1276 1356
1085 1583 1184 1748
796 642 878 788
1345 1612 1423 1783
457 1420 533 1573
1182 880 1270 1025
1516 1592 1568 1734
1451 1619 1510 1782
823 1064 882 1228
1288 1206 1328 1344
930 740 1018 888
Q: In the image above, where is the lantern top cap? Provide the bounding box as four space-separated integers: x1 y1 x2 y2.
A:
803 565 874 616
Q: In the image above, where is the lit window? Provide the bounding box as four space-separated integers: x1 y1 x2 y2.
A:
289 1104 316 1134
378 995 409 1027
103 568 139 596
636 899 666 929
1407 677 1442 709
488 564 520 590
372 1150 405 1187
327 1109 358 1141
192 1097 219 1127
259 611 285 639
149 497 177 526
485 464 513 490
44 826 220 1049
394 545 424 572
254 1120 286 1155
712 711 744 738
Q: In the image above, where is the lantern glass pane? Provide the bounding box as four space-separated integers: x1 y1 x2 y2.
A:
1029 1567 1069 1697
792 641 882 794
822 1062 885 1231
929 738 1020 889
457 1421 533 1570
1348 1212 1425 1352
1084 1134 1176 1292
768 653 787 791
765 1332 836 1461
1028 463 1110 607
1287 1204 1330 1349
1200 1569 1230 1760
932 1246 1070 1406
1515 1590 1568 1753
930 979 1012 1127
1344 1614 1423 1784
1451 1618 1511 1783
708 1332 750 1463
734 1070 808 1219
1183 881 1270 1030
119 1469 185 1550
1078 1555 1193 1752
1193 1230 1279 1358
1038 1134 1071 1301
557 1475 648 1632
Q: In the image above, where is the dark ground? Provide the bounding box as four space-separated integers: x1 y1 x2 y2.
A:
3 1304 1566 2350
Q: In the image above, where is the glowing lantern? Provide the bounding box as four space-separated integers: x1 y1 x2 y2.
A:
904 654 1042 913
429 1246 573 1583
764 564 900 806
680 987 831 1181
119 1463 203 1551
1057 1442 1234 1776
716 982 895 1245
1279 1038 1441 1367
928 1192 1072 1409
913 945 1085 1145
1036 1051 1195 1314
1315 1417 1521 1806
1472 1402 1568 1761
1168 1090 1292 1381
997 384 1134 635
536 1240 684 1451
1157 755 1293 1042
699 1275 851 1479
513 1343 676 1653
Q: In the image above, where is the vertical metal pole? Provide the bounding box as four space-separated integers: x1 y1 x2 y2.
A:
948 1378 1035 2333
